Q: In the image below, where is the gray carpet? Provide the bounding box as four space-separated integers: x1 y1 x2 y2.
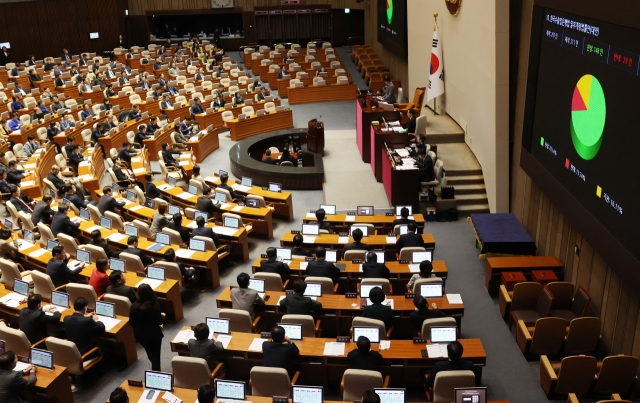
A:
80 48 557 403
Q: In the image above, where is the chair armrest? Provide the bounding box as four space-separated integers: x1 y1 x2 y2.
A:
80 346 103 371
31 338 48 349
282 279 289 291
340 374 345 398
389 283 393 294
516 320 532 355
54 284 67 290
383 376 390 388
16 262 27 273
210 363 225 384
406 284 412 293
333 283 339 294
386 325 393 339
252 316 262 333
567 394 579 403
291 370 300 385
315 320 321 338
97 293 106 300
540 355 557 397
611 394 623 401
423 374 433 401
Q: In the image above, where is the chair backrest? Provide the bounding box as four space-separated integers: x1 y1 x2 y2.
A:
87 204 102 222
564 317 602 355
398 246 426 261
219 308 252 333
5 202 19 227
305 276 335 295
361 278 390 295
0 322 31 356
162 228 183 245
421 317 457 340
352 317 387 340
31 271 55 299
280 161 294 166
555 355 597 395
83 244 108 263
511 282 543 312
193 236 215 252
251 366 292 397
57 233 79 257
528 317 568 355
18 212 34 232
433 370 476 403
254 272 284 291
282 314 317 338
172 356 211 389
104 211 124 231
132 219 153 238
546 282 575 310
344 250 366 261
222 111 234 121
0 258 21 286
535 286 554 318
397 87 404 103
245 194 266 208
264 102 276 112
67 283 98 309
342 369 383 401
413 277 444 294
416 115 427 135
37 222 55 247
103 293 132 317
119 252 146 273
242 106 254 116
44 337 83 375
571 286 591 318
593 355 640 394
222 212 243 226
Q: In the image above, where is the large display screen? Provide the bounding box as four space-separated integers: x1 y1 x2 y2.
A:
524 8 640 262
377 0 407 57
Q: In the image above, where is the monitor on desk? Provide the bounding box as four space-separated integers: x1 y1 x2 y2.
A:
95 301 115 318
3 219 12 229
325 250 337 263
248 278 265 293
302 224 319 236
372 251 385 263
304 283 322 297
395 205 412 217
420 283 443 298
374 389 406 403
353 326 380 343
30 348 53 369
224 216 239 229
214 192 227 203
168 205 180 215
241 177 252 187
277 323 303 341
215 380 245 401
350 225 369 237
109 258 125 272
125 225 138 237
188 184 198 195
79 208 90 221
76 249 90 264
13 279 28 296
412 251 432 264
360 283 383 299
246 198 259 208
100 217 111 230
126 190 136 202
111 183 119 194
257 109 265 116
145 371 173 392
156 233 170 246
194 211 208 222
206 317 231 335
357 206 374 216
168 176 176 186
46 239 59 252
455 387 487 403
0 340 4 355
189 239 206 252
269 182 282 193
276 247 292 261
431 326 457 344
292 386 324 403
51 291 69 309
147 266 165 281
238 114 246 120
23 229 34 243
319 204 336 215
398 225 408 235
144 198 154 209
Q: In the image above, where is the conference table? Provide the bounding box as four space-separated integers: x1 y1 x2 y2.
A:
382 144 421 211
301 212 426 234
170 330 486 386
370 123 411 182
277 75 353 98
485 256 564 294
356 96 403 163
193 98 282 130
287 83 358 105
227 109 294 141
17 359 75 403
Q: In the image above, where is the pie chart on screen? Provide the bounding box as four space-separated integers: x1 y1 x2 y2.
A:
570 74 606 160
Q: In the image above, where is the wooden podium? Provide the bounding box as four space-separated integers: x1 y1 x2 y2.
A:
307 119 325 154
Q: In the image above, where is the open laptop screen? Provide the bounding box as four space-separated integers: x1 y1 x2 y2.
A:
292 386 324 403
353 326 380 343
325 250 337 263
412 251 432 264
360 283 383 298
374 389 406 403
215 380 245 400
430 326 457 343
302 224 319 235
455 387 487 403
350 225 369 237
31 348 53 369
277 323 303 340
206 317 231 335
95 301 115 318
145 371 173 392
248 278 265 293
276 247 291 261
319 204 335 215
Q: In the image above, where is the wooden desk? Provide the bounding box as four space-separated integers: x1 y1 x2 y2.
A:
97 115 153 156
185 126 220 163
170 330 485 385
301 212 426 234
356 97 404 163
288 83 357 105
382 146 420 211
485 256 564 294
227 109 294 141
19 363 75 403
279 232 435 261
277 76 352 98
193 99 282 131
204 175 294 222
371 124 410 182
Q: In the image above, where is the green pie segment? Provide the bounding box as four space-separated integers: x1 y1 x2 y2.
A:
570 74 606 160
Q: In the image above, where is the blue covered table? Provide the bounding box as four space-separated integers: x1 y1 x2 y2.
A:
468 213 537 258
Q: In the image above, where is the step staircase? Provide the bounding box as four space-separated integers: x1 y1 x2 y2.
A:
445 168 490 216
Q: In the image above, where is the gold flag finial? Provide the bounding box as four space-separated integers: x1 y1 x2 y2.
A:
434 12 438 31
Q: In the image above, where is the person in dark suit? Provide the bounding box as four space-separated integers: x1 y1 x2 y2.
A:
136 77 151 91
19 294 62 344
6 161 25 186
291 234 310 257
0 171 11 202
133 125 151 148
382 76 396 104
0 46 10 65
9 186 33 214
192 216 221 248
106 270 136 303
67 144 84 176
64 184 96 210
98 186 125 215
363 287 395 329
118 71 130 86
311 208 333 234
63 298 106 373
46 245 84 288
408 134 427 158
51 203 81 237
277 67 288 79
188 323 224 370
190 98 205 117
279 279 322 314
347 335 383 371
260 247 291 277
307 247 340 283
47 167 66 196
196 187 222 220
396 222 425 251
118 141 139 168
129 284 164 371
212 93 226 109
161 142 181 165
31 195 55 226
392 207 416 228
144 173 165 201
219 173 244 202
405 108 417 135
0 350 37 403
279 149 298 167
410 295 445 332
343 229 370 253
165 213 190 243
197 385 215 403
124 236 154 267
27 70 42 89
90 229 120 259
262 325 300 378
423 341 474 388
160 94 173 113
417 149 435 183
262 149 278 165
362 252 390 279
257 87 268 102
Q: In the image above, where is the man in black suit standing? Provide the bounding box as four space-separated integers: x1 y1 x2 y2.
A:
396 222 425 251
19 294 62 344
98 186 125 215
343 229 370 253
192 216 221 248
63 297 105 356
362 252 390 279
279 279 322 314
261 149 278 165
307 247 340 283
31 195 55 226
347 336 383 371
51 204 80 237
260 247 291 278
423 341 474 388
123 236 154 267
262 325 300 378
291 234 310 257
196 187 222 220
165 213 190 244
46 245 84 288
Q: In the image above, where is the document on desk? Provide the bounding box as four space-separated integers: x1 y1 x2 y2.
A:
386 236 397 244
137 389 160 403
388 121 401 127
447 294 463 305
408 264 420 273
338 236 349 244
180 154 191 159
129 205 145 211
162 392 182 403
299 262 308 270
24 163 36 169
323 342 345 356
248 338 268 351
28 248 48 258
359 264 363 272
381 299 395 309
79 174 95 182
379 340 391 350
277 295 286 305
426 344 448 358
175 249 196 258
136 278 164 290
133 168 147 174
220 203 232 209
17 241 34 252
179 161 190 166
305 212 317 219
0 293 24 308
43 304 67 315
174 329 195 344
345 215 356 222
86 225 103 232
216 334 233 348
302 236 316 244
177 192 194 199
157 184 173 191
132 157 142 163
212 226 239 236
20 180 35 187
97 316 121 331
79 161 91 167
235 185 252 192
189 136 199 142
13 361 31 372
231 205 244 212
106 233 127 242
395 149 409 157
186 221 198 229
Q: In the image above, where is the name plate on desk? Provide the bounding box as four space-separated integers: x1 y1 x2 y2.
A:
347 212 356 216
274 398 288 403
261 332 271 339
286 290 295 295
215 221 223 226
291 230 300 234
385 212 394 216
399 260 410 264
136 271 146 277
128 379 143 387
337 337 350 342
339 232 348 237
405 293 416 299
345 293 357 298
305 257 314 262
413 338 426 344
351 259 362 264
261 254 268 258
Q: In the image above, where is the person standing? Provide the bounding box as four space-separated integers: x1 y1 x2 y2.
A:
129 284 164 371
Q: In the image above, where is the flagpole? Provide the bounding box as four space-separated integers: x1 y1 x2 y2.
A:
433 12 438 115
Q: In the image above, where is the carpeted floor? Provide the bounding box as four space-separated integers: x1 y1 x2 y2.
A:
78 47 565 403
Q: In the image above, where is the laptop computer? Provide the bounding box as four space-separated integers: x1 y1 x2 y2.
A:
167 176 176 186
194 211 208 222
188 184 198 195
325 250 338 263
224 216 239 229
206 317 231 336
360 283 383 299
276 247 292 262
304 283 322 298
215 192 227 203
246 198 259 208
79 208 90 221
319 204 336 215
455 387 487 403
51 291 69 310
100 217 112 230
112 183 120 194
168 205 180 215
109 258 126 272
357 206 374 216
147 266 165 281
215 380 245 401
145 370 173 392
302 224 319 236
189 238 206 252
125 224 138 237
148 233 170 252
95 301 115 318
30 348 54 369
412 251 432 264
219 169 228 177
395 205 413 217
350 225 369 237
13 279 28 296
398 225 408 235
126 190 137 202
420 283 443 298
371 251 385 263
293 386 324 403
0 340 4 354
23 229 34 244
374 389 406 403
241 177 252 187
248 278 265 294
430 326 457 344
353 326 380 343
76 249 90 264
46 239 59 251
144 198 154 209
269 182 282 193
277 323 303 341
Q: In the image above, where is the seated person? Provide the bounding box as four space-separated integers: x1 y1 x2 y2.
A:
396 222 425 250
362 251 390 278
46 245 84 288
123 236 154 267
262 325 300 378
363 287 395 329
423 341 474 388
64 297 105 355
106 270 136 303
90 229 120 259
109 387 129 403
133 124 151 148
312 208 333 234
347 335 383 371
410 295 445 332
218 173 244 202
164 248 200 285
279 279 322 314
88 257 111 296
279 149 297 167
417 149 435 183
0 350 37 398
165 213 190 244
392 207 416 228
98 186 126 215
232 92 244 106
262 149 278 165
343 228 370 253
307 246 340 283
64 184 96 210
19 294 62 344
291 234 310 257
51 203 80 237
230 272 264 320
260 247 291 277
198 385 215 403
188 322 224 370
145 173 166 201
196 186 222 220
192 216 222 248
407 260 437 289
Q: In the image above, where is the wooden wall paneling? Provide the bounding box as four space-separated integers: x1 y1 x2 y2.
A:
520 175 532 233
631 308 640 378
563 226 578 282
536 193 551 255
283 14 297 42
548 205 562 259
588 253 609 318
620 283 639 355
558 215 571 264
525 182 540 239
242 12 256 44
298 14 311 40
570 233 582 285
611 280 631 355
575 239 593 290
601 269 621 355
0 5 9 50
255 15 269 41
269 14 283 41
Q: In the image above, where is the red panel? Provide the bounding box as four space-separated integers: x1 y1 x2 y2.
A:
356 100 363 157
382 149 393 203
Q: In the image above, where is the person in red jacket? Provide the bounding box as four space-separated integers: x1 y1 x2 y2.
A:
88 257 111 296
